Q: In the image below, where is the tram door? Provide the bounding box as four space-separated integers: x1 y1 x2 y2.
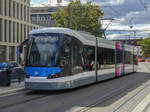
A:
115 41 124 76
133 46 138 72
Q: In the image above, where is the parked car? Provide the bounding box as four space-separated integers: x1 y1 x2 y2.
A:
0 62 11 86
0 62 25 86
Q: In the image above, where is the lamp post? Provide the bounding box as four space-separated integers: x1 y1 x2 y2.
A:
129 25 133 45
129 25 136 45
129 25 137 72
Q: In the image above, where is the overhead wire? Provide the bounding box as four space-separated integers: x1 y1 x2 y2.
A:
68 0 150 36
138 0 147 10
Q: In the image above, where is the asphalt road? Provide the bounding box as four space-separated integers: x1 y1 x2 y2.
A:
0 63 149 112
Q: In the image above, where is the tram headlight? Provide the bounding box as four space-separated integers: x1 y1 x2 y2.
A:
47 74 59 79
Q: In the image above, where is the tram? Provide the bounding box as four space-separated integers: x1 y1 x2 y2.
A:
18 27 138 90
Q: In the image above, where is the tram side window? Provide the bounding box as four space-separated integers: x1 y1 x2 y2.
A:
83 46 95 71
97 48 115 69
116 49 123 64
71 38 84 74
59 35 72 76
125 51 133 65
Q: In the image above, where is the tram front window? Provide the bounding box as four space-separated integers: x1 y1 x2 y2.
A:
27 33 61 67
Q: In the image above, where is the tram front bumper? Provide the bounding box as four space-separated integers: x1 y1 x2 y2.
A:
25 77 72 90
25 74 96 90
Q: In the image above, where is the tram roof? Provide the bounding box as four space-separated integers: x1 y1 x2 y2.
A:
30 27 132 51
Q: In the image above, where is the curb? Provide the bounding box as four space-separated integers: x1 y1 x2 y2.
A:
0 87 25 96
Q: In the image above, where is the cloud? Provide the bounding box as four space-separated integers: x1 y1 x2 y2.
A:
31 0 46 5
98 0 150 39
31 0 68 6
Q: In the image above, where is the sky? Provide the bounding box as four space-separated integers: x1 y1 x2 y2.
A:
31 0 150 40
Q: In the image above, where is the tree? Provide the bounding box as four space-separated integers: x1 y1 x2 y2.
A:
52 0 104 37
138 36 150 57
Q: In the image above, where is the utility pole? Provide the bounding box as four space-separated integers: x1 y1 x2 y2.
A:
128 35 131 44
95 37 98 82
134 30 136 42
129 25 133 45
68 0 72 28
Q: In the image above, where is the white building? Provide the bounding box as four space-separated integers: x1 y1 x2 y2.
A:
31 6 58 27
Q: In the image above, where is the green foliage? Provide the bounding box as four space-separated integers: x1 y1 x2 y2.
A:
138 36 150 57
52 0 104 37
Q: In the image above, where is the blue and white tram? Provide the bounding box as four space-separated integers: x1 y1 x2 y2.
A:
19 27 138 90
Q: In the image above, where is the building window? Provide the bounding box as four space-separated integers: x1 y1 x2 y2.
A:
13 1 15 18
24 6 27 21
27 7 30 22
0 46 6 62
20 24 22 43
13 22 15 43
24 25 26 41
0 0 2 15
17 23 20 43
0 19 2 41
4 0 7 16
17 3 19 19
9 0 11 17
9 46 15 61
20 4 23 20
4 20 7 42
9 21 11 43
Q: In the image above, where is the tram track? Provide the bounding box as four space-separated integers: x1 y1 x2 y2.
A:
76 63 150 112
78 79 150 112
67 73 150 112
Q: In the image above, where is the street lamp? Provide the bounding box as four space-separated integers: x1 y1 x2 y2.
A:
129 25 136 45
129 25 133 45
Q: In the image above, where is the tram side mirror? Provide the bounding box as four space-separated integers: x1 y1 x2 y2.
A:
16 45 24 65
16 45 23 54
16 39 29 54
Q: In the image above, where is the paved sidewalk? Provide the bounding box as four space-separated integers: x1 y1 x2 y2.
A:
85 63 150 112
0 81 24 95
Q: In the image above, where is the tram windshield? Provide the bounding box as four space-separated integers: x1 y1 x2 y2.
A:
26 33 63 67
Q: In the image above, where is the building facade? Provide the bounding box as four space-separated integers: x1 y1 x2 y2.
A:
31 6 58 27
0 0 40 62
